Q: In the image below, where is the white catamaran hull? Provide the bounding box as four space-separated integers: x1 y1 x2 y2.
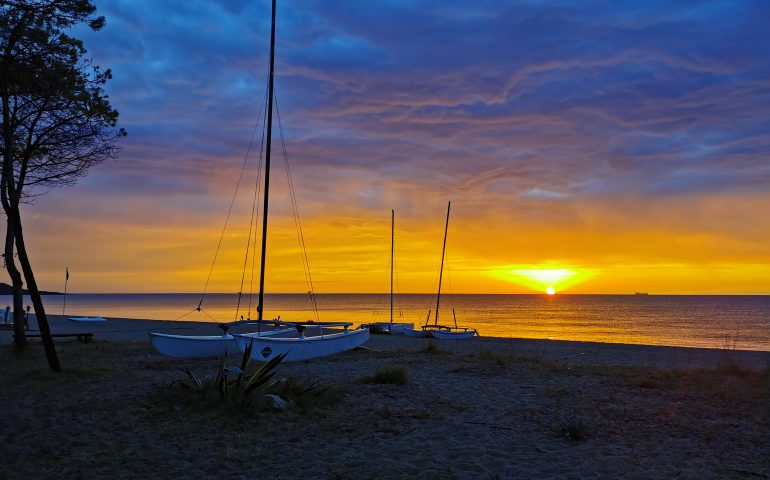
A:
149 328 293 358
234 327 370 362
430 329 477 340
402 327 429 338
387 323 414 335
149 333 238 358
69 316 107 322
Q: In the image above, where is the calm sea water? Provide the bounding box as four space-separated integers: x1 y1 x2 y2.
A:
3 293 769 351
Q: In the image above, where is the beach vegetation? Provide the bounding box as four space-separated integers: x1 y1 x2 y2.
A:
178 343 286 411
419 340 449 355
176 344 339 415
465 350 512 367
0 0 125 370
359 365 409 385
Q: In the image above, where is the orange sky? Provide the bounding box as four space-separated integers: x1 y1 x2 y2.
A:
17 188 770 294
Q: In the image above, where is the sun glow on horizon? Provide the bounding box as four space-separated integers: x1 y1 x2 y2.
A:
489 266 595 293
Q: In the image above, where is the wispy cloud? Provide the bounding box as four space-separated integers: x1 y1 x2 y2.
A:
17 0 770 292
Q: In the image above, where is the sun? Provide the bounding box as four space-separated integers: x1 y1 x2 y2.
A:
546 287 556 295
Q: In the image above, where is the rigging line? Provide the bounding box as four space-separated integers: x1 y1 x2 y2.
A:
196 94 268 312
235 88 269 321
275 94 317 320
174 309 199 321
247 89 269 319
235 163 261 321
274 92 320 322
199 308 219 323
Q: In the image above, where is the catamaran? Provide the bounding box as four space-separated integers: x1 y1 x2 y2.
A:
367 209 413 335
403 202 477 339
151 0 369 359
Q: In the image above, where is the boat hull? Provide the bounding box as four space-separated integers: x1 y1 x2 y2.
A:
387 323 414 335
402 327 429 338
149 328 294 358
367 322 414 334
367 322 391 334
149 333 239 358
69 316 107 322
430 329 477 340
234 327 370 362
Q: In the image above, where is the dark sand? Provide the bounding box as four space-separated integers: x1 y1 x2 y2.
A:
1 314 768 479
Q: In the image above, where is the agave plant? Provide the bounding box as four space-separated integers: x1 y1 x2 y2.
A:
215 342 288 408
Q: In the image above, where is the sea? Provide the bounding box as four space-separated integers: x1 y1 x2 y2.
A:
2 293 769 351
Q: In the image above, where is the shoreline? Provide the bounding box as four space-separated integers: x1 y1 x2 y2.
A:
2 314 768 370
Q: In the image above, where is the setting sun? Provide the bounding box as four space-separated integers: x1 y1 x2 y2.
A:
546 287 556 295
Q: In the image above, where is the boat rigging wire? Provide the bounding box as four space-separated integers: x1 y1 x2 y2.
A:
274 92 320 322
194 89 268 316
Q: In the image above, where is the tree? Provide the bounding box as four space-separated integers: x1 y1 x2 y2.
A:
1 0 125 370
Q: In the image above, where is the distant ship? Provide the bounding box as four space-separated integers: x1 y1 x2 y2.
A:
634 292 649 296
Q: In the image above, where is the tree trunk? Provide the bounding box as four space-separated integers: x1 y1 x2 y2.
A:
9 206 60 371
4 218 26 350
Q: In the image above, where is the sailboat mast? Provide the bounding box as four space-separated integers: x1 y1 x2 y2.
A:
390 209 394 324
435 201 450 325
257 0 277 322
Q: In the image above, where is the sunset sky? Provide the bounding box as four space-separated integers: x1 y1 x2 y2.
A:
13 0 770 294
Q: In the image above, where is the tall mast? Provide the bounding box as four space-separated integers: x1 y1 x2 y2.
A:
257 0 277 321
435 201 450 325
390 209 394 324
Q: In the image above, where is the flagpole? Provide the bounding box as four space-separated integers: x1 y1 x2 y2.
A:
63 267 69 315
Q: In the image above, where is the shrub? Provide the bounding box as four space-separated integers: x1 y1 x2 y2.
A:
178 343 286 411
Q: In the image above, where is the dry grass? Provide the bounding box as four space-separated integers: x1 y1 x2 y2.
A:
358 365 409 385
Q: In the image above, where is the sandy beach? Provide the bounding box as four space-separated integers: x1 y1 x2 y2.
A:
1 315 769 479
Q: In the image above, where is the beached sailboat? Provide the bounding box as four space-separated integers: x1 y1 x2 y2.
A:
150 0 368 359
402 309 432 337
231 0 368 361
404 202 477 339
368 209 413 335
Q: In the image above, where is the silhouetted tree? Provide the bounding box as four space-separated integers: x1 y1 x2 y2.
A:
1 0 125 370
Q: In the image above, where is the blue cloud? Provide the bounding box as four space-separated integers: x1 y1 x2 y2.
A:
65 0 770 214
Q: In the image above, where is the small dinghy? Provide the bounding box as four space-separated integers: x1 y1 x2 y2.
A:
234 320 370 362
69 316 107 322
430 328 477 340
413 203 478 341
